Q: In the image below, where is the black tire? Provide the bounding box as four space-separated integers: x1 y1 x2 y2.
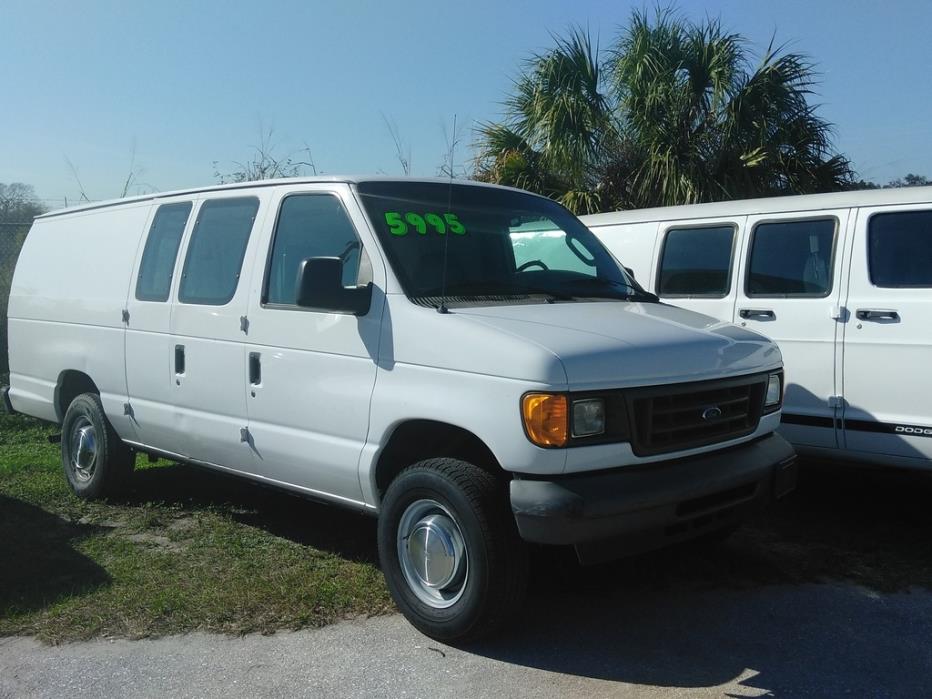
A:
377 458 528 642
61 392 134 499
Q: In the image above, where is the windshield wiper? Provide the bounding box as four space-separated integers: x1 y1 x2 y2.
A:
559 277 658 302
511 285 576 303
415 282 574 305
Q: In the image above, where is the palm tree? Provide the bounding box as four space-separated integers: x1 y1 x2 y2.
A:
474 9 853 213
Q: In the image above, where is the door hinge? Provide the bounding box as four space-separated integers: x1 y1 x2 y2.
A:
240 426 250 442
828 395 844 408
123 402 134 417
240 315 249 334
831 305 847 321
121 308 130 324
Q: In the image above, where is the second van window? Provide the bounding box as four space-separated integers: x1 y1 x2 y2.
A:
747 219 835 297
179 197 259 306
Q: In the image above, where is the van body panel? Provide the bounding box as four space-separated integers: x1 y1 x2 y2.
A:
733 209 850 450
243 184 386 503
8 204 151 436
590 221 658 287
841 203 932 461
584 185 932 469
167 191 272 468
455 301 781 389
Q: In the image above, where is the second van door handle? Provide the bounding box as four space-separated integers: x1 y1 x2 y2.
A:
249 352 261 385
856 309 900 322
739 309 775 320
174 345 185 375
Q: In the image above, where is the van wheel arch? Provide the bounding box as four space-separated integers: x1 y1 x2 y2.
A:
55 370 99 423
374 420 504 501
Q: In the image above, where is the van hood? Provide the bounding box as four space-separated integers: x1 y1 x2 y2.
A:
396 301 782 390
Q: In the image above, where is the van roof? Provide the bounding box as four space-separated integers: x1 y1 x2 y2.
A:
581 185 932 227
36 176 535 219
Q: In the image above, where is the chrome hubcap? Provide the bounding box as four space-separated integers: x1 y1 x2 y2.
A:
69 417 98 482
398 499 467 608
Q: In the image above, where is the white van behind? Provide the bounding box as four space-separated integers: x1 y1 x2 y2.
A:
582 186 932 469
3 177 795 640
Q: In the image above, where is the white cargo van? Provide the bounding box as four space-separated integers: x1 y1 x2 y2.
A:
582 186 932 470
3 177 795 640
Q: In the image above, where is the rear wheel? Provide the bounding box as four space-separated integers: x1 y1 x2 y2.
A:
61 393 134 499
377 458 528 642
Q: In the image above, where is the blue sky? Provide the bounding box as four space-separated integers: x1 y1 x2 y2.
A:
2 0 930 207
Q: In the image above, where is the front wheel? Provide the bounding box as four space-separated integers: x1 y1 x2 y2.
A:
377 458 528 642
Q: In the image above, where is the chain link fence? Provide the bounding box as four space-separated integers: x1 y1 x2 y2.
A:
1 222 32 376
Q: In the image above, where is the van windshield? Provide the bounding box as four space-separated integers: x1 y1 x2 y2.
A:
356 181 653 307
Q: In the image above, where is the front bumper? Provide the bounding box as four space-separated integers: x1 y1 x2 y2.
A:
510 433 796 562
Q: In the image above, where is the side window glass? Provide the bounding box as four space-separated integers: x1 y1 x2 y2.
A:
748 219 835 297
179 197 259 305
869 210 932 287
265 194 364 305
135 202 192 301
658 225 735 296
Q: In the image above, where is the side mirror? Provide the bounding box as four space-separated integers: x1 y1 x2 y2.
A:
295 257 372 315
623 266 636 281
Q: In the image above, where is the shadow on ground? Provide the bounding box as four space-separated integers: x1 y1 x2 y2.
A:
0 495 111 616
461 463 932 694
100 456 932 595
465 582 932 695
115 461 379 564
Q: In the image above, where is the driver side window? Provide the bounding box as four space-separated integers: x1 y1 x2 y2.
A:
509 228 598 276
264 193 369 306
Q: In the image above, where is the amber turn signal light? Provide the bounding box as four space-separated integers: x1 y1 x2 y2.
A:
522 393 568 447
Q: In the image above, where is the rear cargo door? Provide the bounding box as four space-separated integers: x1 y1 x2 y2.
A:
125 198 194 451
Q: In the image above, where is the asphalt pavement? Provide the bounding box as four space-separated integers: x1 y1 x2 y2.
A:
2 582 930 698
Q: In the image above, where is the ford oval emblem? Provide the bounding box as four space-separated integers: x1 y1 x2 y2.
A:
701 406 723 421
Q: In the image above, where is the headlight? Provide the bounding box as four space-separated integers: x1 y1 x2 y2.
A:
521 393 568 447
572 398 605 437
765 372 783 409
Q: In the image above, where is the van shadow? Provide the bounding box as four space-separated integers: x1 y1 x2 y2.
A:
463 462 932 693
0 494 111 617
115 462 379 564
469 574 931 694
114 459 932 694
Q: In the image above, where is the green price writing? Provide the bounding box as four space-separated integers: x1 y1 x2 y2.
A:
384 212 466 236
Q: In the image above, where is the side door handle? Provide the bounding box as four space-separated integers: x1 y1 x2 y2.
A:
249 352 262 386
856 309 900 322
174 345 185 375
739 308 776 320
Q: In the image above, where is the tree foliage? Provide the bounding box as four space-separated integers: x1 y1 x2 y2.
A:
0 182 45 223
214 128 317 184
475 9 854 213
848 173 930 190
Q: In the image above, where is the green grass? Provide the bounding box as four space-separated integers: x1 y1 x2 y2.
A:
2 407 931 645
0 412 393 644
